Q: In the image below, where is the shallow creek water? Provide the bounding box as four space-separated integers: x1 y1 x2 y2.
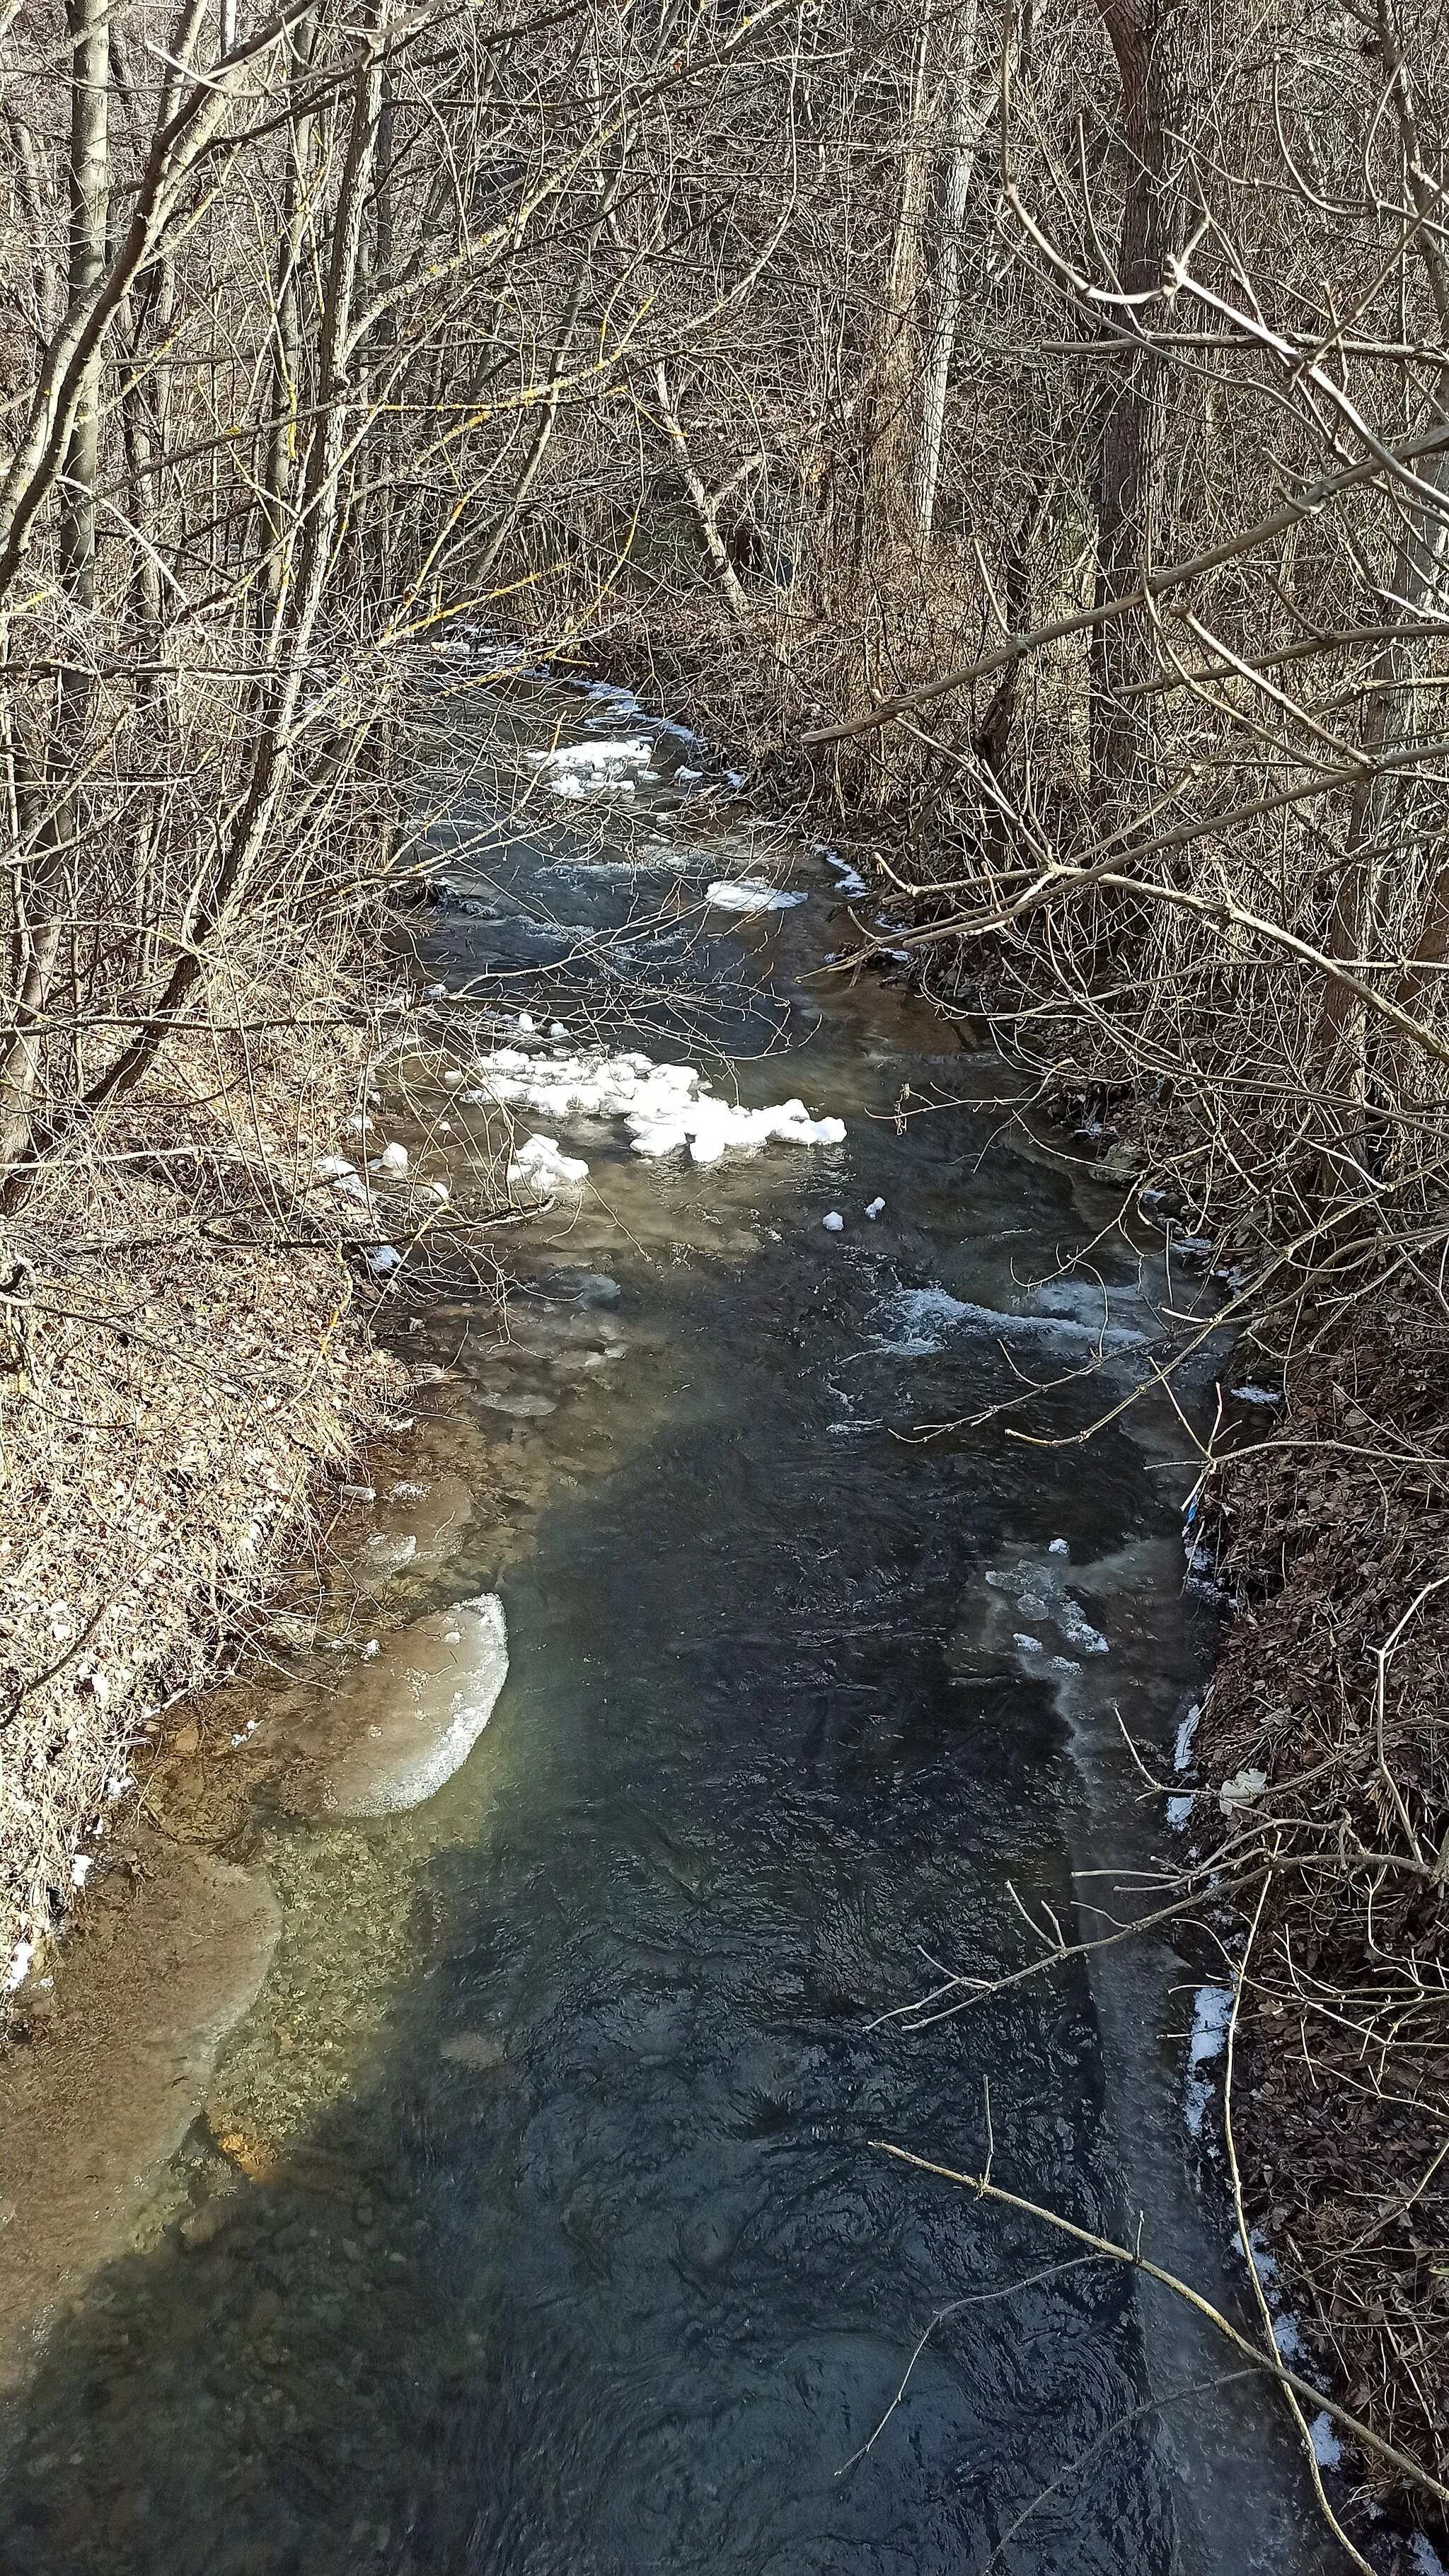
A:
1 674 1341 2573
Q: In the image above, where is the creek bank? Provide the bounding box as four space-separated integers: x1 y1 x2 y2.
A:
0 999 435 2003
1184 1280 1449 2540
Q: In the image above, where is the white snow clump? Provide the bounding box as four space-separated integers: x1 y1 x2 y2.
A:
460 1040 844 1169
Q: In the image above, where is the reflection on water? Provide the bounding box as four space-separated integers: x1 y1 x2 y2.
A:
1 680 1339 2573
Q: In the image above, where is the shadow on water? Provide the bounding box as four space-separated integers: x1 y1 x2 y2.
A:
1 679 1344 2575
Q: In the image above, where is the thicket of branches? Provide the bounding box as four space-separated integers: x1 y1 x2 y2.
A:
3 0 1446 2549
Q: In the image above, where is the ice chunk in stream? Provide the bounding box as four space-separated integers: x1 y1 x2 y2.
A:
375 1140 409 1176
508 1133 589 1198
364 1243 402 1275
819 847 870 899
865 1197 885 1219
529 736 652 777
1184 1983 1234 2137
1174 1703 1201 1770
459 1040 843 1168
822 1212 844 1232
1307 2413 1342 2471
706 879 807 913
320 1597 508 1816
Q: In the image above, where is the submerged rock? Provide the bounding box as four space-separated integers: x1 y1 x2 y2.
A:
321 1596 509 1816
439 2031 505 2070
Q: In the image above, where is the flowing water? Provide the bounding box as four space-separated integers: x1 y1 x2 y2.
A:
1 667 1341 2573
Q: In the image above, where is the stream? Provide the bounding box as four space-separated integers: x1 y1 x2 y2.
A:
1 662 1340 2574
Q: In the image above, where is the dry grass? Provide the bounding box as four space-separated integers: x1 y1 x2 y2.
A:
0 978 419 1992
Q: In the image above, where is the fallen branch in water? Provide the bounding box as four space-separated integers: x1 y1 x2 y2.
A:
872 2139 1449 2510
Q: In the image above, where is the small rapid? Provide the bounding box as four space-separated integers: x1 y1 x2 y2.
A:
1 668 1338 2575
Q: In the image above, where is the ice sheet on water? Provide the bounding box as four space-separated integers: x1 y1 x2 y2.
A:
816 845 870 899
1307 2413 1341 2470
1174 1703 1201 1769
525 735 654 798
529 735 652 772
875 1284 1145 1357
705 878 807 913
1185 1983 1234 2137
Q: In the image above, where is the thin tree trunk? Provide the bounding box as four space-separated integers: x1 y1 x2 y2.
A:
261 8 318 618
653 366 751 622
1087 0 1194 818
58 0 110 616
0 0 110 1174
913 0 983 550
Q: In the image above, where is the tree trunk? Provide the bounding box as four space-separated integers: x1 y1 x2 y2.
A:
57 0 110 615
0 0 110 1176
260 8 318 617
1087 0 1194 820
652 366 751 622
913 0 984 550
